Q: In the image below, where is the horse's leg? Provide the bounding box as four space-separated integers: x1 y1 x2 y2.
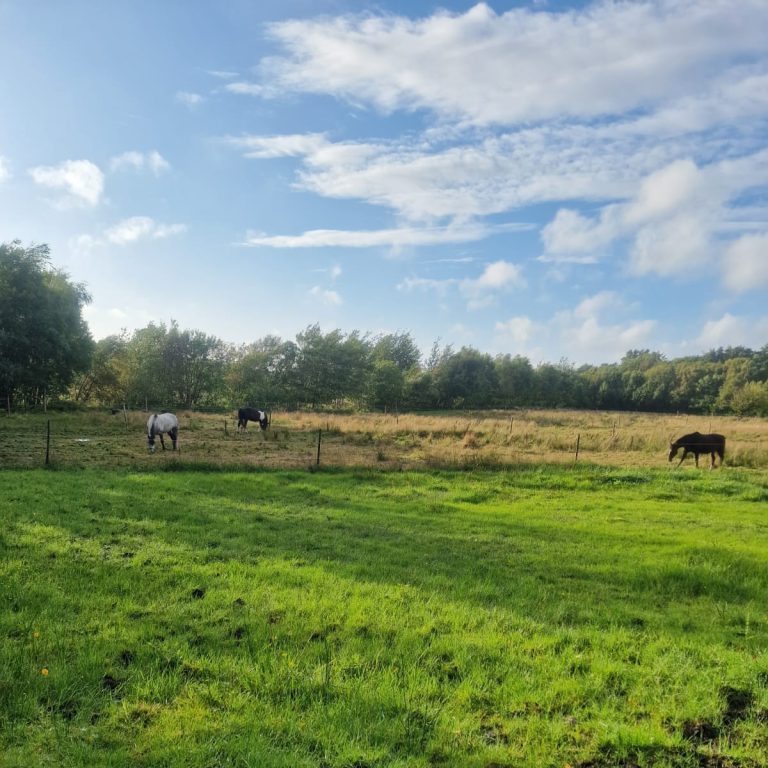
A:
694 451 699 468
170 427 178 450
710 452 715 470
676 450 687 468
159 433 166 451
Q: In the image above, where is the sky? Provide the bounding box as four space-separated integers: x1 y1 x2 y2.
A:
1 0 767 366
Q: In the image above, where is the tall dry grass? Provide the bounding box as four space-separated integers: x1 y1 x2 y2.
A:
2 408 766 469
271 409 767 469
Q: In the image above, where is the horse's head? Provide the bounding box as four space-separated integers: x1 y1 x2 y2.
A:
259 411 268 430
148 434 156 453
668 441 679 462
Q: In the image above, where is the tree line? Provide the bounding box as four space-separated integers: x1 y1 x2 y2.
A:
3 241 768 416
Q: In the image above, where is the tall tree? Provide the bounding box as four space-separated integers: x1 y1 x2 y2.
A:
434 347 498 408
0 241 93 408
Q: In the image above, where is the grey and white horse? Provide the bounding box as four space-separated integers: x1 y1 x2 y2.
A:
147 413 179 453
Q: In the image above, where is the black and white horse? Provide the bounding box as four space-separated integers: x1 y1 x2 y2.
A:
669 432 725 469
147 413 179 453
237 407 268 432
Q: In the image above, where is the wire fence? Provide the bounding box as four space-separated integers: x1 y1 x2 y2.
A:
1 411 766 471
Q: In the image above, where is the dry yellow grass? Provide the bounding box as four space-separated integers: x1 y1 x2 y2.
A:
2 408 766 469
279 409 767 469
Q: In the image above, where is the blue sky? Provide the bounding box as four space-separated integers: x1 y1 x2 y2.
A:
1 0 767 365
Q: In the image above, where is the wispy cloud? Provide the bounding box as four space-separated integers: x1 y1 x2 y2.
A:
309 286 342 305
0 155 10 183
399 259 524 310
494 291 656 364
225 82 269 97
110 150 170 176
105 217 186 245
243 222 496 249
28 159 104 206
176 91 204 107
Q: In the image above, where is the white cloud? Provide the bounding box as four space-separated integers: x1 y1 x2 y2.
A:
69 234 99 255
623 160 703 225
208 70 239 79
100 217 187 246
244 222 491 249
541 152 768 276
629 213 714 276
176 91 203 107
573 291 621 320
229 123 680 225
29 159 104 206
722 233 768 293
110 150 170 175
495 316 535 344
399 260 523 310
228 133 329 159
262 2 768 127
540 208 612 257
153 223 186 238
696 313 748 349
397 276 456 297
106 217 155 245
680 313 768 355
309 286 342 305
0 155 10 182
494 291 656 364
225 82 269 97
225 1 767 303
461 260 524 309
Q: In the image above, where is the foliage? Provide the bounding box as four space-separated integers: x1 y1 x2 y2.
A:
0 241 93 408
4 240 767 415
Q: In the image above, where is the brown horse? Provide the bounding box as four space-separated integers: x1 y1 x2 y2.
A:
669 432 725 469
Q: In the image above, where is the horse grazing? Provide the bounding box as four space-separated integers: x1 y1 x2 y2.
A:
669 432 725 469
147 413 179 453
237 407 268 432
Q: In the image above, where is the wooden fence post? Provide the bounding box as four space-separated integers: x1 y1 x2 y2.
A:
316 429 322 466
574 433 580 463
45 420 51 466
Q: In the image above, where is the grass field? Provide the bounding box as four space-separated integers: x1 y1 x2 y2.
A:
2 462 768 767
1 408 767 470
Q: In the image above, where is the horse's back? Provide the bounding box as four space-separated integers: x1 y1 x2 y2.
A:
149 412 178 433
675 431 725 453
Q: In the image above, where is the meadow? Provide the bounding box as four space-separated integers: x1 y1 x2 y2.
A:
1 411 768 766
1 408 767 470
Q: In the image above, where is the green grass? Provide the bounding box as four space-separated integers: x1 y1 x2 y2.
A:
1 465 767 767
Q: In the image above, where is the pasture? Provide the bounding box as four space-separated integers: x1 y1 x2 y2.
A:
2 461 768 767
1 408 767 470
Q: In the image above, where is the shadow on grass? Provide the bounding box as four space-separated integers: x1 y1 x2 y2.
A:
5 467 768 637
